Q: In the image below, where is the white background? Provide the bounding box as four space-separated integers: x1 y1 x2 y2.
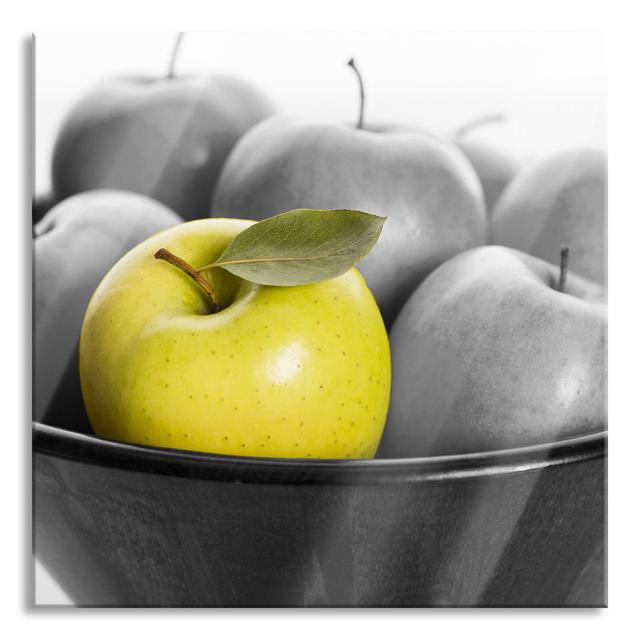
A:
3 0 640 637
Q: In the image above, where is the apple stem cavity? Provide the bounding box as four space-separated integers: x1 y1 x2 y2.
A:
347 58 365 130
167 32 185 80
455 113 506 139
154 247 221 312
557 245 570 294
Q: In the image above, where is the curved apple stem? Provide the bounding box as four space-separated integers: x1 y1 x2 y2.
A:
155 248 220 312
455 113 506 139
167 32 185 80
557 245 570 293
347 58 365 130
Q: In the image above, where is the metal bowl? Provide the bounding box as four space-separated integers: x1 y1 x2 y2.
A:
33 422 606 606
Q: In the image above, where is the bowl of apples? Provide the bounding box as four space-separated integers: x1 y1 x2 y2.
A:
34 203 606 607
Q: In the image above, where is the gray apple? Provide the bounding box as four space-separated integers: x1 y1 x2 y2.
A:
492 148 607 284
456 138 521 216
213 116 488 324
52 74 274 221
34 190 181 427
453 114 522 216
379 245 606 458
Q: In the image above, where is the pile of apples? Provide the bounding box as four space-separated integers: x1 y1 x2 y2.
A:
34 37 607 460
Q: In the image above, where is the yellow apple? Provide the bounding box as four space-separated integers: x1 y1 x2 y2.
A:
80 218 391 458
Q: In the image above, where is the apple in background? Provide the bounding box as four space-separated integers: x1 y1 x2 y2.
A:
213 117 487 325
492 148 607 284
51 33 275 221
34 190 181 430
378 245 606 458
79 218 391 458
213 63 486 324
453 114 522 216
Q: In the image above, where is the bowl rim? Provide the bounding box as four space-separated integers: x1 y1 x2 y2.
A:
33 422 606 486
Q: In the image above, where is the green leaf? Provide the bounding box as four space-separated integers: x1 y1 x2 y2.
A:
202 209 386 286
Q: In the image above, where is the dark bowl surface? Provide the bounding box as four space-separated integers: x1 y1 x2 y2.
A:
34 423 606 607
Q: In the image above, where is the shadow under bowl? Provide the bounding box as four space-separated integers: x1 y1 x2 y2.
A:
33 422 606 607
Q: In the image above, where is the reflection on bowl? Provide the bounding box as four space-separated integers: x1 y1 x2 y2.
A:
33 422 606 606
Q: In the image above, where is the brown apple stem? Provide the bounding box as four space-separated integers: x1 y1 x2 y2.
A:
154 248 220 312
557 245 570 293
455 113 506 139
167 32 185 79
347 58 365 129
